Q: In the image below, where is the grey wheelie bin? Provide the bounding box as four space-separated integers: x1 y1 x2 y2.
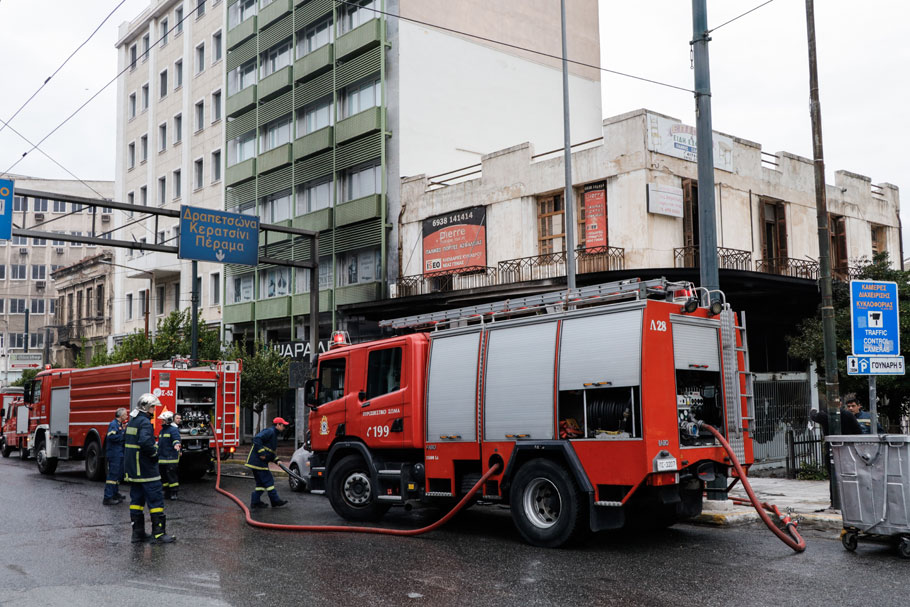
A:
827 434 910 558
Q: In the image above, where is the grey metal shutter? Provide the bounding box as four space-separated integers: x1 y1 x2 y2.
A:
484 322 557 441
49 387 71 436
559 310 642 389
672 322 721 371
426 332 481 442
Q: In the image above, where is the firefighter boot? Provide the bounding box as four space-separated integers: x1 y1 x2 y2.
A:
150 512 176 544
170 489 178 501
130 510 150 543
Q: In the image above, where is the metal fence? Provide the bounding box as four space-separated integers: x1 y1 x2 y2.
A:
752 372 813 466
785 426 825 478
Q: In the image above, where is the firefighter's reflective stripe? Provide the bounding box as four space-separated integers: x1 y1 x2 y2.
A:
259 445 275 454
149 507 164 514
158 458 179 464
265 485 275 491
107 430 119 436
126 427 138 435
254 486 265 491
106 480 118 485
130 505 144 511
246 463 269 470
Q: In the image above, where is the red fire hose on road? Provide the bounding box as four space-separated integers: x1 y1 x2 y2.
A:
701 423 807 553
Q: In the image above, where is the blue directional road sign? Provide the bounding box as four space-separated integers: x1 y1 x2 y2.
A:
178 205 259 266
850 280 900 356
0 178 14 240
847 355 905 376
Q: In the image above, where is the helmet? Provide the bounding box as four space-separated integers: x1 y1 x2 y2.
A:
136 393 162 413
158 409 174 422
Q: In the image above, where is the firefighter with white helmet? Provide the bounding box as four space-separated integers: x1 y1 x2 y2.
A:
125 393 175 544
157 410 182 500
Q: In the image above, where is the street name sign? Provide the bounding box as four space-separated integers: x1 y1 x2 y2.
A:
847 355 905 376
178 205 259 266
850 280 900 356
9 353 43 370
0 178 13 240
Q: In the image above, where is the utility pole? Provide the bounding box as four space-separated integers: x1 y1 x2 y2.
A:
805 0 841 506
560 0 577 290
24 309 30 353
144 288 150 340
191 260 199 363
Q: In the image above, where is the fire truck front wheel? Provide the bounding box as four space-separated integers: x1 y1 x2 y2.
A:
510 459 587 548
36 439 58 475
328 455 390 522
1 439 11 458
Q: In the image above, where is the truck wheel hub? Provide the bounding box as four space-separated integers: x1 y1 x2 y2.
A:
524 477 561 529
343 472 371 505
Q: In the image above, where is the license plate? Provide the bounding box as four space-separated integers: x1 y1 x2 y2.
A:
656 458 677 472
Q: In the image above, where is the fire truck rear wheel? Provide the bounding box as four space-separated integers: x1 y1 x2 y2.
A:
510 459 587 548
36 439 58 475
20 442 29 460
328 455 390 522
1 439 11 458
85 440 105 481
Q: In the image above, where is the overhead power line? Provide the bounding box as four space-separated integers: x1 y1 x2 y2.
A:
707 0 777 33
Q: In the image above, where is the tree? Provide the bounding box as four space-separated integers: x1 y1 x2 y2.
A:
788 253 910 428
228 341 289 434
11 369 39 387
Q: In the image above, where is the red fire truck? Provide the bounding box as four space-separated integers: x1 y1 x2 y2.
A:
305 278 755 547
20 358 241 481
1 386 26 458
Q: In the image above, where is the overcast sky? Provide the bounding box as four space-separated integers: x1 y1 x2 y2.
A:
1 1 907 248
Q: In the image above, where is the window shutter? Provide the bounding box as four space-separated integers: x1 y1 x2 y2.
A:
775 203 788 260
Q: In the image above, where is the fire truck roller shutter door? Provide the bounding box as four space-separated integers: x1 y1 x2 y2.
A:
49 388 71 436
484 321 558 441
671 320 721 371
558 309 643 390
130 380 151 411
426 332 482 443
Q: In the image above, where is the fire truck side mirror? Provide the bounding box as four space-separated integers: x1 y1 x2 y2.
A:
304 378 320 409
23 381 34 404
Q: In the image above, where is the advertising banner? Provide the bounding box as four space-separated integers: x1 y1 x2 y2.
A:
647 183 684 218
422 206 486 274
583 182 607 248
646 112 734 172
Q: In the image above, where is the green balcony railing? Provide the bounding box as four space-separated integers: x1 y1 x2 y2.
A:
335 194 381 226
335 282 382 306
258 0 291 29
294 43 334 81
227 16 257 49
292 290 333 315
335 18 382 60
259 220 291 246
257 66 292 101
293 207 332 232
226 85 257 117
225 157 256 186
223 302 254 324
335 106 382 143
257 295 292 320
258 143 292 174
294 126 333 159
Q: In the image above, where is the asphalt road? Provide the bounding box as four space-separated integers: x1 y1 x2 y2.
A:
0 454 906 607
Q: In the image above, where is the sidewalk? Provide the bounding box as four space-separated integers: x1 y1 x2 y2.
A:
696 477 843 531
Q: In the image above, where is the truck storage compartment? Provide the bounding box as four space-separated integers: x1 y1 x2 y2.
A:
176 382 217 452
672 319 724 446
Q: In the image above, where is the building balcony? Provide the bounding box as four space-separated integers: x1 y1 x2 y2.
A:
224 302 254 324
335 194 381 227
292 289 333 315
258 0 291 29
293 207 332 232
58 318 112 344
674 246 753 271
497 246 625 284
227 85 257 117
125 251 181 279
754 257 820 280
257 66 292 102
295 0 333 24
294 126 333 160
257 295 291 320
335 282 382 306
225 157 256 186
335 106 383 143
258 143 292 174
335 18 382 60
227 16 257 49
294 43 333 81
394 267 498 298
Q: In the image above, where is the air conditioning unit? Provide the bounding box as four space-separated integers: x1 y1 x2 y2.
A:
55 247 65 254
35 213 45 221
36 281 46 290
101 214 111 223
19 247 28 255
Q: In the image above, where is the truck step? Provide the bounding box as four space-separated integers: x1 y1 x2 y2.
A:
378 469 402 476
310 490 326 495
377 495 403 502
594 500 623 507
425 491 454 497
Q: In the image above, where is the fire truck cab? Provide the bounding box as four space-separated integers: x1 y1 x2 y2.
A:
1 386 26 458
306 278 754 547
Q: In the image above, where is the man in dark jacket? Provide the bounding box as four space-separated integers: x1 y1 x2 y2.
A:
245 417 289 509
125 394 175 544
102 407 128 505
810 406 863 435
157 410 182 500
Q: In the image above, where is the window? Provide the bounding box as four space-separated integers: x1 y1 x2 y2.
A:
129 93 137 118
159 123 167 151
140 186 148 206
0 265 4 279
13 196 26 212
141 83 149 110
366 347 402 399
138 289 148 317
296 257 332 292
760 199 788 271
126 192 134 213
230 273 254 303
175 5 184 32
229 0 257 30
159 70 168 97
8 333 25 349
337 248 380 287
339 0 377 34
298 17 333 58
34 198 48 212
297 179 331 214
174 113 183 143
128 142 136 168
175 59 183 88
158 176 167 205
871 225 887 256
228 59 257 95
211 272 221 305
195 43 205 74
261 190 292 222
317 357 346 403
341 77 380 119
73 202 84 213
31 265 46 280
173 169 182 199
11 265 26 280
298 97 332 135
537 193 565 255
142 34 150 58
194 158 204 189
126 293 134 320
260 115 292 152
70 231 83 246
196 276 203 304
158 230 165 244
140 135 148 162
10 298 26 314
96 286 103 316
52 233 65 246
212 90 222 122
157 285 165 315
0 300 4 315
53 199 66 213
260 39 292 78
260 267 290 298
829 213 848 278
195 101 204 131
228 130 256 165
11 234 27 245
32 235 47 246
197 0 206 18
212 31 222 62
160 18 169 45
50 297 57 315
211 150 222 182
30 333 44 350
31 299 45 314
341 162 381 202
129 44 138 69
173 282 181 309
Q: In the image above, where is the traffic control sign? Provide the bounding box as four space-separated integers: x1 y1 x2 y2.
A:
847 355 905 376
850 280 900 356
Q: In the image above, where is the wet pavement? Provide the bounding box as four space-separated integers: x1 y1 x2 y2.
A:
1 455 907 606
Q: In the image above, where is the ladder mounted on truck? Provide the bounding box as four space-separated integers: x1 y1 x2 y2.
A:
380 277 695 330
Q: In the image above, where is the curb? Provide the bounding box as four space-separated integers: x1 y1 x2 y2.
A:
695 508 843 532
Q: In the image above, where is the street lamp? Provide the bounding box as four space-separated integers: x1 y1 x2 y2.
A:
100 260 154 339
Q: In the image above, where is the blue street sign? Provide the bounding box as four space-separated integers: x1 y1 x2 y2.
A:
847 355 905 376
0 178 14 240
178 205 259 266
850 280 900 356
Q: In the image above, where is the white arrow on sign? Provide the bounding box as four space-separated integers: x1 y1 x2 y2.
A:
216 249 225 261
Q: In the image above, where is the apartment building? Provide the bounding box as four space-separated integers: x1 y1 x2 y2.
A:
0 175 114 385
113 0 227 343
221 0 603 347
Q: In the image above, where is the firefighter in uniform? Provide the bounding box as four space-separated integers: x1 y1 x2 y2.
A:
157 410 182 500
102 407 128 505
125 393 176 544
245 417 289 509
